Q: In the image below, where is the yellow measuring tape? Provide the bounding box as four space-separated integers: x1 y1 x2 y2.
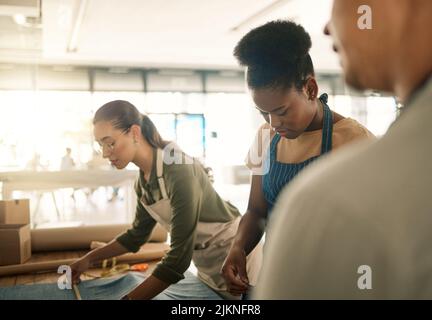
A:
100 257 130 278
83 257 130 279
82 253 149 281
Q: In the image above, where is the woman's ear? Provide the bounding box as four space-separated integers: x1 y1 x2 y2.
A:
130 124 141 143
304 77 318 101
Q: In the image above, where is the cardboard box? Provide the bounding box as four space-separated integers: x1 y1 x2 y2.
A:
0 199 30 225
0 224 32 266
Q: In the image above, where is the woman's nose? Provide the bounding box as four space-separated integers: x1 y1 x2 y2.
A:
102 148 110 158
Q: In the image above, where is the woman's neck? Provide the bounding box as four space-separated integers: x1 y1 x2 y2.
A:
305 99 324 132
133 141 154 180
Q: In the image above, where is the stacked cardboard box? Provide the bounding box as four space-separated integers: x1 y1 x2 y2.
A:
0 199 32 266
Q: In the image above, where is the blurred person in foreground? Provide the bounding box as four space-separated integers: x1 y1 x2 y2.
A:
254 0 432 299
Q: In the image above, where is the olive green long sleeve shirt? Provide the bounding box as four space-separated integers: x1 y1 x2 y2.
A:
116 148 240 284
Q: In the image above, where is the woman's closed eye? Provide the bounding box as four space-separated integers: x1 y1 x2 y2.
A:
276 109 287 116
98 140 116 149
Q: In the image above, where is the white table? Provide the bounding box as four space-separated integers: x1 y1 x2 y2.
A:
0 169 139 220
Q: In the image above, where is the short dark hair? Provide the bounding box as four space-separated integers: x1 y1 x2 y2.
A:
234 20 314 90
93 100 169 149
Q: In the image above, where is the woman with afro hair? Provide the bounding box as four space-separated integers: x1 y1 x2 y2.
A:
221 20 375 298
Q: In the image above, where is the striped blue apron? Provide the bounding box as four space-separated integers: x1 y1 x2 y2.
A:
262 93 333 213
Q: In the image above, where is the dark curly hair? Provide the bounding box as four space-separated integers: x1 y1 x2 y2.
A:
234 20 314 90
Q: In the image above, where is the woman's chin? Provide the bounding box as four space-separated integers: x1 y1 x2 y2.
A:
280 130 300 139
112 161 124 169
117 163 126 169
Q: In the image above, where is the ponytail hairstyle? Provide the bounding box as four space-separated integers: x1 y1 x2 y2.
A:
93 100 169 149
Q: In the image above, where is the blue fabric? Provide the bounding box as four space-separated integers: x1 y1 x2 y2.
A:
262 93 333 211
0 271 223 300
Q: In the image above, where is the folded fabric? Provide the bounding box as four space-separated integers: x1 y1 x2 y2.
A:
0 271 223 300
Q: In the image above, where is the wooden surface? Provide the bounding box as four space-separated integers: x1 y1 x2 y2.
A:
0 250 160 288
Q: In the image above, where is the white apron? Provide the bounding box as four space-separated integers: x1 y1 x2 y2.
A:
139 149 263 299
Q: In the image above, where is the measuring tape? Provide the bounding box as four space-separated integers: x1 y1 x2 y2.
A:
83 258 148 279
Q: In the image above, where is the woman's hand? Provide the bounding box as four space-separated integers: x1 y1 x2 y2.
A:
70 256 91 284
221 246 250 296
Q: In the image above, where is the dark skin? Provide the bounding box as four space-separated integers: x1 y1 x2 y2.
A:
252 77 344 139
221 76 344 295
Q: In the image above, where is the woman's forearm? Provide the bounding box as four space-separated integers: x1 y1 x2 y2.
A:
232 210 266 255
85 239 130 264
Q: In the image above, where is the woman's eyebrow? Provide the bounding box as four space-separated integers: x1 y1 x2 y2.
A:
96 136 112 143
255 105 286 113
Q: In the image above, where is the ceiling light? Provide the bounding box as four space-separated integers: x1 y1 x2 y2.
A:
67 0 88 53
13 14 26 25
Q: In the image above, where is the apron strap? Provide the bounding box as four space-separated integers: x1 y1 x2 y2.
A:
156 148 169 199
319 93 333 155
269 132 281 161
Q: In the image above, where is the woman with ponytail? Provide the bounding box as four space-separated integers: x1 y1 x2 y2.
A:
221 20 375 297
69 100 262 300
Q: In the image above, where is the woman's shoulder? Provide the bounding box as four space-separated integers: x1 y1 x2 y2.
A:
160 146 207 183
334 117 374 134
162 149 195 173
332 118 376 148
